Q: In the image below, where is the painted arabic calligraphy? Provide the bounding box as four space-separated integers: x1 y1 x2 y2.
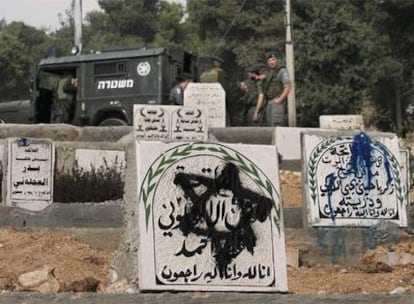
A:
151 151 276 286
309 132 403 223
10 140 53 200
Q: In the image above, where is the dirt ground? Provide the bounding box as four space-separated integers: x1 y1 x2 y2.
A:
0 170 412 294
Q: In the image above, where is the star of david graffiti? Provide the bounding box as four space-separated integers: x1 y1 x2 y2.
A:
173 162 273 277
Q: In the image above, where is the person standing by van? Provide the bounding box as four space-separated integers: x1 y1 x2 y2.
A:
51 73 78 123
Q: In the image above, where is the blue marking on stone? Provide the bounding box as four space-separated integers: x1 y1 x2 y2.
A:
325 173 337 223
349 132 373 191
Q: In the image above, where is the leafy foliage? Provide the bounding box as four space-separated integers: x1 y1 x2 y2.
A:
0 22 51 100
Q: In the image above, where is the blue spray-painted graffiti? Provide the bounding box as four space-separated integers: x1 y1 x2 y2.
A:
316 132 399 222
348 132 374 189
316 224 400 264
324 173 337 223
316 227 346 263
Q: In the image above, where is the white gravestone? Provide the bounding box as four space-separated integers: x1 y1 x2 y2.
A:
319 115 364 130
6 138 54 211
136 141 287 292
184 83 226 128
134 106 170 140
134 105 208 141
302 131 407 227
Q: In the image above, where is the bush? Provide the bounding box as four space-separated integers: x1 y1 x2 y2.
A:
54 157 125 203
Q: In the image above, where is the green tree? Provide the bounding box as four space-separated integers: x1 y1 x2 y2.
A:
95 0 186 47
292 0 400 127
0 22 51 100
366 0 414 133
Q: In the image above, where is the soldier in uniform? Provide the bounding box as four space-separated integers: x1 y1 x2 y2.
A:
168 73 193 105
253 51 291 126
199 56 227 90
240 65 263 126
200 56 231 125
51 73 78 123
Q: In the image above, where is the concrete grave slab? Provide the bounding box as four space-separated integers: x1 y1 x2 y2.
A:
133 105 207 141
302 131 407 227
184 83 226 128
6 138 54 211
399 148 410 204
319 115 364 130
136 141 287 292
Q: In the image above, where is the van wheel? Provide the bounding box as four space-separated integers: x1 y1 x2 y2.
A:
99 118 127 126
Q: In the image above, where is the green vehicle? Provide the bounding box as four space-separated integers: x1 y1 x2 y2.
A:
0 47 198 126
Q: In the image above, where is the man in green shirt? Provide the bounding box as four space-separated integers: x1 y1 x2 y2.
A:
51 74 78 123
199 56 227 90
253 51 291 126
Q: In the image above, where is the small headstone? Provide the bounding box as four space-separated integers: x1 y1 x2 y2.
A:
6 138 54 211
136 141 287 292
170 107 207 141
133 105 207 141
302 131 407 227
184 83 226 128
134 105 170 140
319 115 364 130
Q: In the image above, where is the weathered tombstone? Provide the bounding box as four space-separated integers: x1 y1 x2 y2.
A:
133 105 208 141
302 131 407 227
170 107 208 141
6 138 54 211
319 115 364 130
184 83 226 128
134 105 170 140
136 141 287 292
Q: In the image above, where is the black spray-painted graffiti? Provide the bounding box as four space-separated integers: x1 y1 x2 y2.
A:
170 162 273 278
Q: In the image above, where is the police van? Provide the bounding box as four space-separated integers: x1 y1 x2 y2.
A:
0 47 197 126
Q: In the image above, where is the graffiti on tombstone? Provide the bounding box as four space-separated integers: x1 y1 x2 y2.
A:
137 141 287 292
303 131 407 227
6 138 54 211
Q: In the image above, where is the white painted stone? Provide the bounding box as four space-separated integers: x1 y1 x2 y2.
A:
16 266 60 293
319 115 364 130
184 83 226 128
75 149 126 174
6 138 54 211
133 105 208 141
136 141 287 292
275 127 323 160
302 131 407 227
